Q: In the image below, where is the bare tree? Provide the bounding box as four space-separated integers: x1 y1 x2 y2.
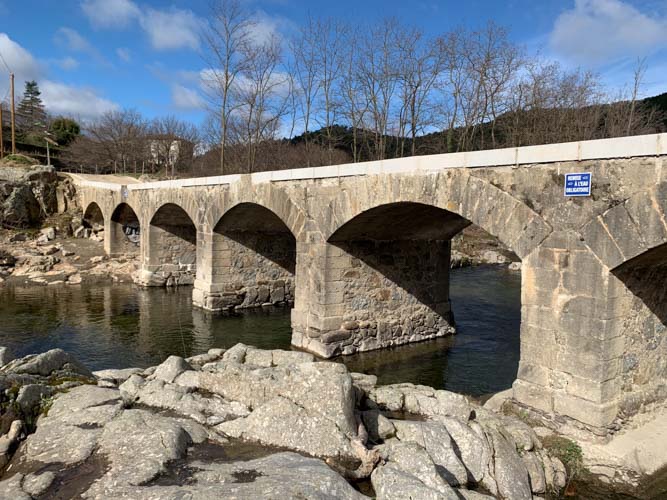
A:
357 18 401 160
234 34 290 172
202 0 255 174
147 116 200 177
290 16 321 166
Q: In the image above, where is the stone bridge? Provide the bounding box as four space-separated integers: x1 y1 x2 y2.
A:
70 133 667 434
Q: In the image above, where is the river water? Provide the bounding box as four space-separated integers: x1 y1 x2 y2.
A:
0 265 520 398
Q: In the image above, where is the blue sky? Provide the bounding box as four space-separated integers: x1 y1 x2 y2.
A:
0 0 665 124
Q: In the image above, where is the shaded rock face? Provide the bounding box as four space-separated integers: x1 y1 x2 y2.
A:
0 166 59 227
0 344 568 499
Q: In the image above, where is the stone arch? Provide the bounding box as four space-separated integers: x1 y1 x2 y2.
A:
143 203 197 287
581 183 667 416
83 201 104 228
222 183 307 240
322 172 551 259
109 202 140 256
204 202 297 311
581 182 667 272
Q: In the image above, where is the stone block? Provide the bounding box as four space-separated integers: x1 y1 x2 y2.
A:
564 373 621 404
320 330 353 344
601 204 646 261
517 362 551 386
581 218 625 269
553 393 619 428
513 379 554 413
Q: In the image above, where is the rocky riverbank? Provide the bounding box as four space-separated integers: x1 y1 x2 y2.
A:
0 344 573 499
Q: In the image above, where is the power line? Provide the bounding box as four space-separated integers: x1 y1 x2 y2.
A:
0 50 11 73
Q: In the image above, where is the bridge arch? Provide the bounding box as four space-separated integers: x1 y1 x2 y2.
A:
322 172 551 259
581 183 667 417
109 202 140 256
222 184 307 239
203 202 297 311
83 201 105 228
143 203 197 286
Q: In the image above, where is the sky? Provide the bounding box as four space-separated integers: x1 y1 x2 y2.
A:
0 0 665 125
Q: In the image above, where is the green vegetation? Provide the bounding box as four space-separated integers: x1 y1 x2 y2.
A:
543 434 588 494
2 154 35 166
50 117 81 146
16 81 47 135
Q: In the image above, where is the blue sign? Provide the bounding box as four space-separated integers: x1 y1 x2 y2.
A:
564 172 592 197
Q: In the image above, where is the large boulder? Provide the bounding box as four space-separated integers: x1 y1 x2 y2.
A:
84 452 366 500
0 165 58 227
1 348 92 379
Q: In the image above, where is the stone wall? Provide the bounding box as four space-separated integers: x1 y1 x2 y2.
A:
204 231 295 311
317 239 454 356
613 248 667 420
147 224 196 286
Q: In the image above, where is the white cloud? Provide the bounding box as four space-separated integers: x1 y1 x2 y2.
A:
0 32 42 81
116 47 131 62
41 80 118 119
0 34 117 120
549 0 667 66
81 0 140 29
139 7 202 50
171 84 204 110
54 27 108 65
57 57 79 71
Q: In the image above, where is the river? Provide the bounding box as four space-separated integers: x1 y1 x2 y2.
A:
0 265 520 398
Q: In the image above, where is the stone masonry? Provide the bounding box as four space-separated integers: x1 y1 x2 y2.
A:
71 133 667 434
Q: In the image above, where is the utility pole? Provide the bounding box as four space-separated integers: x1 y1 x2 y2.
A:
10 73 16 154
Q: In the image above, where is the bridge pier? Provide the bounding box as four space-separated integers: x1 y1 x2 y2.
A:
291 236 455 358
513 231 627 430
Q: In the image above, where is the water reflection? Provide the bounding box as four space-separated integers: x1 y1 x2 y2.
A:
0 266 520 396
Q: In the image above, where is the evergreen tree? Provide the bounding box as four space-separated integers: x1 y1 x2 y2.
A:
50 117 81 146
17 81 47 133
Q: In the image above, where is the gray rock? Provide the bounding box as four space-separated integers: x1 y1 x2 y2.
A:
217 395 356 459
0 420 24 467
122 377 249 425
40 227 56 241
369 384 472 421
488 429 532 500
95 409 193 486
371 463 459 500
0 347 13 367
183 359 358 440
522 451 547 494
0 474 31 500
432 416 493 485
378 440 458 496
93 368 143 386
482 388 512 412
1 348 92 378
151 355 192 383
84 452 365 499
392 420 469 486
22 471 56 497
24 386 123 465
16 384 53 413
361 410 395 442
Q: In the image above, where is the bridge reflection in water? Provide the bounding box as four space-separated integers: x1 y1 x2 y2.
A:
0 265 519 396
